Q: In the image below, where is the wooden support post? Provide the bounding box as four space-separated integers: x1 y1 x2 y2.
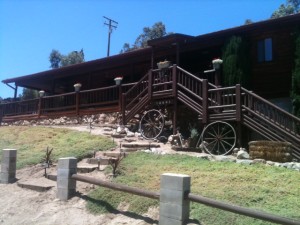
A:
202 79 208 125
122 93 126 125
148 70 153 101
38 97 42 118
172 65 177 135
13 85 18 101
118 85 122 112
0 106 3 126
235 84 242 148
75 91 80 116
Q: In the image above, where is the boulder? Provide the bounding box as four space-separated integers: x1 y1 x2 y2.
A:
237 149 250 159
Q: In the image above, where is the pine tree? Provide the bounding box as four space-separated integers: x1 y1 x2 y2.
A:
291 31 300 118
222 36 250 88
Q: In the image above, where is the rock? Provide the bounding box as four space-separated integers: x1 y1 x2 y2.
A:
126 131 135 137
22 120 30 126
253 159 266 164
237 149 250 159
232 148 239 157
213 155 236 163
236 159 253 165
266 161 275 166
116 126 127 134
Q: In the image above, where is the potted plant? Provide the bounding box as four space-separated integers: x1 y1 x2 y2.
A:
212 58 223 70
39 90 45 97
157 60 171 69
74 83 82 92
114 77 123 85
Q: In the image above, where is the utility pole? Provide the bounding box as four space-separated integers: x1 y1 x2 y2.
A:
103 16 118 57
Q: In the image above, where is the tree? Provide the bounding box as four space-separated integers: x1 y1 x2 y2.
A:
222 36 251 87
271 0 300 18
49 49 62 69
61 49 84 67
20 88 38 100
49 49 85 69
291 30 300 118
121 22 171 53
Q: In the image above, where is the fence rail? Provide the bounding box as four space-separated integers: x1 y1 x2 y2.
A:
70 173 299 225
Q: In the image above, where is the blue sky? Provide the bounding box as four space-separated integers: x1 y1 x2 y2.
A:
0 0 284 98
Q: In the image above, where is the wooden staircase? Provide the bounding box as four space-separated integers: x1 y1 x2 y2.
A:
122 65 300 161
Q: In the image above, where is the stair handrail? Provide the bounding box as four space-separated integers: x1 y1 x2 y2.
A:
241 87 300 135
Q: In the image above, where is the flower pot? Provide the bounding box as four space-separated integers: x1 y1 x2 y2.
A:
114 77 123 85
74 83 82 92
157 61 171 69
212 59 223 70
39 90 45 97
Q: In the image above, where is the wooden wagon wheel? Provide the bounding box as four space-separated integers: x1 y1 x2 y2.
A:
200 121 236 155
140 109 165 140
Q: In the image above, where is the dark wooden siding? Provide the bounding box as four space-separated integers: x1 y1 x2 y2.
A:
250 27 294 99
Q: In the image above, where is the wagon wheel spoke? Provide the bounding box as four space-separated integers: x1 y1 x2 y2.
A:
140 109 165 140
201 121 236 156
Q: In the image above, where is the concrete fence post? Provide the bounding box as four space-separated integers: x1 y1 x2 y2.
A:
0 149 17 184
57 157 77 201
159 173 191 225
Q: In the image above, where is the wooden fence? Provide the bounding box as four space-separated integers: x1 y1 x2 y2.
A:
57 157 300 225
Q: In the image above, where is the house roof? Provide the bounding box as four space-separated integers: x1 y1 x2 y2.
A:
3 13 300 88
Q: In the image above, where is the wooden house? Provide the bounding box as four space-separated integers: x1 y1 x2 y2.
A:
1 14 300 160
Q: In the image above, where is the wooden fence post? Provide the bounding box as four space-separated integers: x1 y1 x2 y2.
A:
159 173 191 225
148 70 153 101
236 84 242 147
202 79 208 125
57 157 77 201
75 92 80 116
122 93 126 125
172 65 178 135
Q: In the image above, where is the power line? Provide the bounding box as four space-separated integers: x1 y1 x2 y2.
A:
103 16 118 57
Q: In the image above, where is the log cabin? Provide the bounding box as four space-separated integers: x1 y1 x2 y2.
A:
1 14 300 160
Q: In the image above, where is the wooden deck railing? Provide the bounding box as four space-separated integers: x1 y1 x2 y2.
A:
0 83 135 119
1 65 300 159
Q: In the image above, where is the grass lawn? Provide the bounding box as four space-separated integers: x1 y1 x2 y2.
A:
0 126 115 168
87 152 300 225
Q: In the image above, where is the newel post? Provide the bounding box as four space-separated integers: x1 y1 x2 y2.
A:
235 84 242 147
148 70 153 101
159 173 191 225
75 92 80 116
118 85 123 112
202 79 208 125
122 93 126 125
172 65 178 135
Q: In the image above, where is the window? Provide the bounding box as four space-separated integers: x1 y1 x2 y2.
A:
257 38 273 62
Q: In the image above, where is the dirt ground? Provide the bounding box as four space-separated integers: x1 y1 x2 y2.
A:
0 125 165 225
0 165 159 225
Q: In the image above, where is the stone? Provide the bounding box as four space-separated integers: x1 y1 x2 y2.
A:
236 159 253 165
237 149 250 159
266 161 275 166
232 148 239 156
253 159 266 164
126 131 135 137
213 155 236 163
